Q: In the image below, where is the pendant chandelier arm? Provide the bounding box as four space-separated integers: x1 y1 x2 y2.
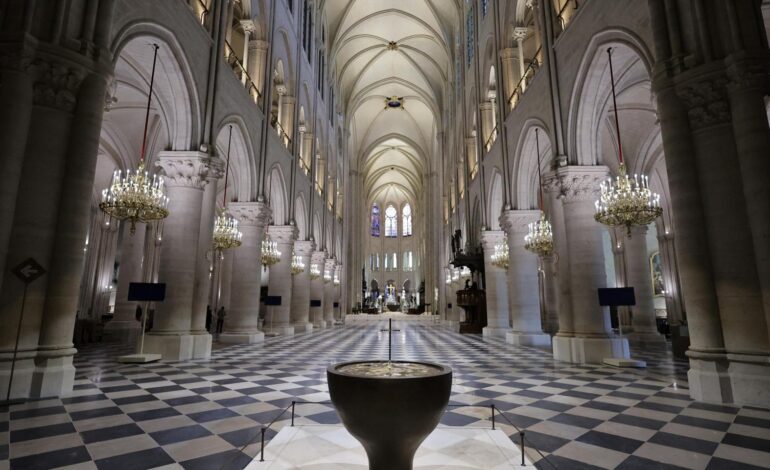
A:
606 47 623 165
140 44 160 164
223 124 233 208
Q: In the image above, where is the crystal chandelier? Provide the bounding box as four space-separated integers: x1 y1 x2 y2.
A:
491 234 509 269
309 263 321 280
213 125 242 251
323 268 333 283
445 271 452 285
333 270 340 286
595 48 662 236
524 128 554 257
99 44 168 234
460 266 471 279
290 251 305 275
452 268 460 282
261 235 281 267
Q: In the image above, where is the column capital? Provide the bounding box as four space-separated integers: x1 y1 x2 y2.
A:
267 224 298 244
240 19 257 34
676 76 731 131
311 251 327 265
294 240 315 256
480 230 506 251
500 209 540 234
156 151 218 189
324 258 337 270
229 201 272 226
553 165 608 203
275 84 287 95
725 56 770 92
29 55 89 112
513 27 529 41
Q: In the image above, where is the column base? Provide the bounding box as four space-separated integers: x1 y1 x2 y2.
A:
627 330 667 344
444 320 461 332
101 321 141 344
293 322 313 333
218 331 265 344
0 355 35 400
482 327 511 339
725 353 770 408
143 333 211 361
553 335 629 364
313 321 327 329
687 351 733 404
265 325 295 336
506 332 552 347
29 348 77 398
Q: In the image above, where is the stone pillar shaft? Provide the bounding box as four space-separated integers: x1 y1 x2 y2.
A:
266 224 297 335
480 230 509 338
624 226 663 341
310 251 327 328
107 222 146 341
290 240 315 331
220 202 270 343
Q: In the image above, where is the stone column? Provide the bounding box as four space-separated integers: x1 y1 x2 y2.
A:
143 152 214 360
513 27 528 91
240 20 255 85
465 137 477 176
248 39 268 95
290 240 315 332
499 48 517 105
302 132 313 174
190 158 222 357
500 210 551 346
542 254 559 334
266 224 297 335
657 232 684 326
625 226 665 342
31 72 109 397
104 222 146 342
480 230 510 339
310 251 327 328
280 93 295 148
551 166 628 363
0 51 33 293
220 202 271 343
323 257 337 326
726 59 770 343
480 102 495 150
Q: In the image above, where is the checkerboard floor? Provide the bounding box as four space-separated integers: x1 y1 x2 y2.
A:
2 316 769 469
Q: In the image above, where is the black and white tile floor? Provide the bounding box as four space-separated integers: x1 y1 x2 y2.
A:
1 316 769 470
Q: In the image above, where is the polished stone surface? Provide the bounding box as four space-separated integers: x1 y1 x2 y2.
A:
1 316 768 469
245 424 532 469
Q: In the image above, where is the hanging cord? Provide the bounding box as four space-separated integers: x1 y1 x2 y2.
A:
139 44 160 164
607 47 623 165
223 125 233 208
535 128 544 213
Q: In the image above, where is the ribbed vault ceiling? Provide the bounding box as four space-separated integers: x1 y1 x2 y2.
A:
326 0 459 205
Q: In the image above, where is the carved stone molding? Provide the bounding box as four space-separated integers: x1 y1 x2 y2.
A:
480 230 506 251
156 152 216 189
0 48 34 74
267 224 298 244
311 251 327 266
30 57 87 112
677 77 731 131
293 240 315 257
500 210 540 234
229 201 272 227
552 166 607 203
726 61 770 93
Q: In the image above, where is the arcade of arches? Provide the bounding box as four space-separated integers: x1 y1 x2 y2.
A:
2 0 770 468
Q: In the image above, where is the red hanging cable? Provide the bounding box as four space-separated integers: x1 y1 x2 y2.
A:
535 128 544 211
223 125 233 207
607 47 624 165
139 44 160 164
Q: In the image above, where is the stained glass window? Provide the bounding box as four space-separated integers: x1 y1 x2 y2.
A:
371 203 380 237
402 203 412 236
385 204 397 237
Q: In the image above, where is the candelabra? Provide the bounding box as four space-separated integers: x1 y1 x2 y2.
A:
261 235 281 267
290 251 306 275
491 234 509 269
309 263 321 280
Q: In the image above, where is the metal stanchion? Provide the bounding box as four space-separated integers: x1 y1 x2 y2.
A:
520 431 525 466
260 428 266 462
291 401 296 426
491 404 495 430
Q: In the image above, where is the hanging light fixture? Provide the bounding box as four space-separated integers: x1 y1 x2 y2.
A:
595 47 662 236
309 263 321 280
99 44 169 234
261 234 281 267
491 233 509 269
213 125 242 251
323 267 333 283
333 269 340 286
524 128 554 256
290 250 306 275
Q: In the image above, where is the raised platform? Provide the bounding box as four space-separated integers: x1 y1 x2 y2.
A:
245 424 532 469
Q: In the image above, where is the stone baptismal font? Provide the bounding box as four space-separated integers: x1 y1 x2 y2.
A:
327 320 452 470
